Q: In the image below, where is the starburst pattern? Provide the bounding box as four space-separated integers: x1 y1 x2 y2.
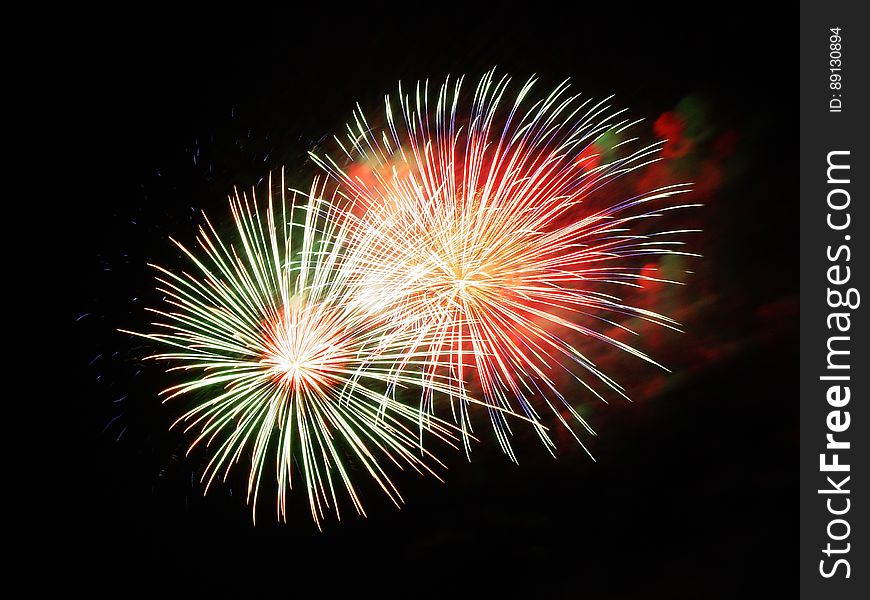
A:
126 175 469 527
313 71 699 458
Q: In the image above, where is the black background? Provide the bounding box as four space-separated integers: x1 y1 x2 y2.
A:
59 5 797 598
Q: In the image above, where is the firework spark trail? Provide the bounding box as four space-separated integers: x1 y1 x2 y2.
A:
312 70 701 459
125 173 491 527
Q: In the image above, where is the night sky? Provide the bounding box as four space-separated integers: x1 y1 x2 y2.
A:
61 5 797 597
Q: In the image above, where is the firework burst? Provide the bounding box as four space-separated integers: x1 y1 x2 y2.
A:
126 174 471 527
312 71 700 458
